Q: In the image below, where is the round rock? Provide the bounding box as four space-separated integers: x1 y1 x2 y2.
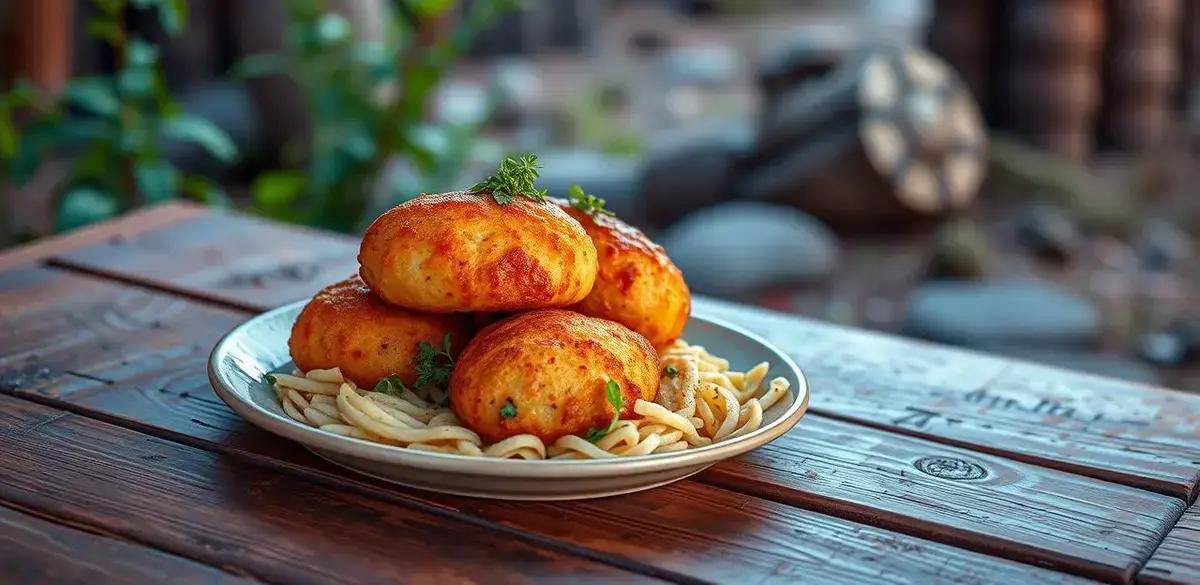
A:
659 202 837 298
903 280 1100 347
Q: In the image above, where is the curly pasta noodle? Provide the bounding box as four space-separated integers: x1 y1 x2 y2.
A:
270 340 792 459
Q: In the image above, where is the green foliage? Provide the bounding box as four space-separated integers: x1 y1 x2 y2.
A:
470 154 548 204
240 0 520 232
567 183 613 217
585 380 625 442
0 0 237 233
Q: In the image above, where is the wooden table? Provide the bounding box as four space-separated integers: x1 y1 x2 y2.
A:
1 202 1198 585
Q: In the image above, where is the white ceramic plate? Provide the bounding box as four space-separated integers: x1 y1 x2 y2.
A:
209 301 809 500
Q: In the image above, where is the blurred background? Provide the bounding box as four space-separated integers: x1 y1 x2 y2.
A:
2 0 1199 390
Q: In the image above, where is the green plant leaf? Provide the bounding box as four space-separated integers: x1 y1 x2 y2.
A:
56 187 120 231
127 38 159 67
65 78 119 116
134 160 181 203
86 18 124 45
181 175 230 206
252 170 307 208
230 52 289 79
162 114 237 162
157 0 188 35
118 68 155 98
314 13 351 45
403 0 457 18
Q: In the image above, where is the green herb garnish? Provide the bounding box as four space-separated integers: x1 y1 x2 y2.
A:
568 184 614 217
499 398 517 419
373 374 408 396
664 365 678 379
414 333 454 389
585 379 624 442
470 154 548 204
264 373 277 385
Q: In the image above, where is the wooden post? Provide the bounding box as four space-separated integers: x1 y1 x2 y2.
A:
1001 0 1105 160
1100 0 1182 151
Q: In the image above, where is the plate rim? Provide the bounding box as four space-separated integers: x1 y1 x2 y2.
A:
208 300 809 479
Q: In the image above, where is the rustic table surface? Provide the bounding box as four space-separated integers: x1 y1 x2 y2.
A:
1 202 1198 585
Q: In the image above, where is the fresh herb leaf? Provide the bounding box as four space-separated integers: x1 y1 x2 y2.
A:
373 374 408 396
499 398 517 419
264 373 277 385
664 365 678 379
414 333 454 389
469 154 548 204
585 379 625 442
568 183 614 217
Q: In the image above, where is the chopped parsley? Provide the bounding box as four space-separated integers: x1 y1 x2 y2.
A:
414 333 454 389
568 184 614 217
664 365 678 379
585 380 624 442
470 154 548 204
499 398 517 419
373 374 408 396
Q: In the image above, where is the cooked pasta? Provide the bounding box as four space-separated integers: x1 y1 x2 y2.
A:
269 339 791 460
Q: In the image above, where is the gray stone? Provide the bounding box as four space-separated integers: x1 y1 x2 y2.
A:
926 219 989 280
660 202 837 299
1013 204 1079 263
903 280 1100 347
1139 318 1200 366
1138 218 1192 271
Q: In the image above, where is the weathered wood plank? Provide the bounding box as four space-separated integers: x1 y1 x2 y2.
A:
700 415 1184 583
0 265 1163 583
696 298 1200 502
0 265 1093 585
45 210 1200 502
0 265 246 401
1140 502 1200 585
50 210 359 311
0 504 256 584
0 201 206 272
0 394 662 585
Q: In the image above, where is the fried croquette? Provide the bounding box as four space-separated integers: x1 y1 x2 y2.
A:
359 192 598 312
288 276 473 388
450 310 659 443
559 202 691 349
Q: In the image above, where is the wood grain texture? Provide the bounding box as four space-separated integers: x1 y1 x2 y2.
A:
696 297 1200 501
702 416 1184 583
44 210 1200 502
1140 502 1200 585
0 267 1093 585
0 202 206 272
0 504 255 585
0 394 659 585
50 210 359 311
0 266 247 401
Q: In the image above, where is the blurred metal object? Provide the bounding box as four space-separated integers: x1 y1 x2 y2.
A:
1100 0 1182 151
742 45 986 231
1000 0 1105 160
757 26 855 114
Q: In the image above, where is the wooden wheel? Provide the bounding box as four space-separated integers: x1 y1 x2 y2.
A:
741 46 986 230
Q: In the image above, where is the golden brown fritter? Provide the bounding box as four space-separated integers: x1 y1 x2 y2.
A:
359 192 598 313
558 201 691 349
450 310 660 443
288 276 473 389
